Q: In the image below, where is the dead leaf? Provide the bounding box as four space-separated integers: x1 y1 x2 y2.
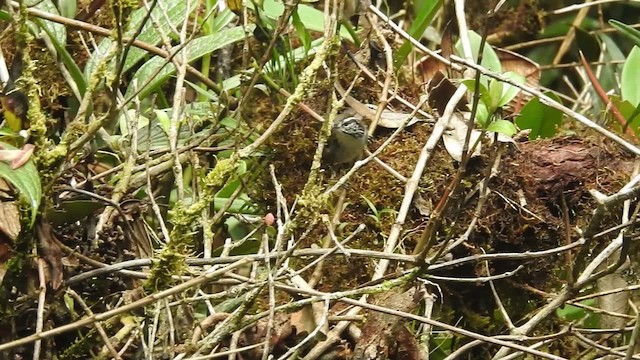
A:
426 71 468 116
361 104 431 128
413 194 432 217
415 55 448 87
36 220 64 290
0 200 20 241
442 113 482 162
11 144 34 169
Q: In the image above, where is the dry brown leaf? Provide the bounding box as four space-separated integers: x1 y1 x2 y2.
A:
442 113 482 162
0 200 20 241
36 220 64 290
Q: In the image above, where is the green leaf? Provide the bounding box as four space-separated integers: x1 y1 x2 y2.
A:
261 0 353 41
609 19 640 48
488 79 503 111
207 8 237 33
85 0 196 78
292 9 311 54
57 0 77 19
497 72 525 108
0 142 41 225
154 110 171 135
556 299 596 321
621 46 640 106
126 26 253 100
33 0 66 48
515 92 563 139
474 103 489 127
63 293 75 314
361 195 379 219
47 199 104 226
486 119 517 137
610 96 640 135
461 79 492 109
456 30 502 74
395 0 442 68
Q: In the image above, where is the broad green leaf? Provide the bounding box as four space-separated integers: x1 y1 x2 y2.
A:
621 46 640 106
488 79 503 111
154 110 171 135
599 33 626 94
497 72 525 108
486 119 517 137
85 0 196 78
261 0 353 41
126 26 254 100
47 199 104 226
474 103 489 127
456 30 502 74
63 293 75 314
395 0 442 68
575 26 600 61
515 92 563 139
610 96 640 135
461 79 491 109
0 142 41 225
556 299 599 328
57 0 77 19
33 0 66 48
207 8 236 33
118 110 149 135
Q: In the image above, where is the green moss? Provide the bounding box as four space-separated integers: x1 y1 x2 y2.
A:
145 245 189 291
205 158 237 188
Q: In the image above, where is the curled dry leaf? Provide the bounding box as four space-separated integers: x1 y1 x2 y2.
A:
597 272 629 329
353 288 422 360
11 144 35 169
442 113 482 162
426 70 469 116
0 144 35 169
360 104 430 128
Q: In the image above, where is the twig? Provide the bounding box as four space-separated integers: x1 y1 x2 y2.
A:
0 259 251 352
66 289 122 359
32 259 46 360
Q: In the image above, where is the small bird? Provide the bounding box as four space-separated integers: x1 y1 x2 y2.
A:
343 0 370 26
324 114 368 166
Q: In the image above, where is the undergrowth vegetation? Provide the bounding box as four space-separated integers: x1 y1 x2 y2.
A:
1 0 640 359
